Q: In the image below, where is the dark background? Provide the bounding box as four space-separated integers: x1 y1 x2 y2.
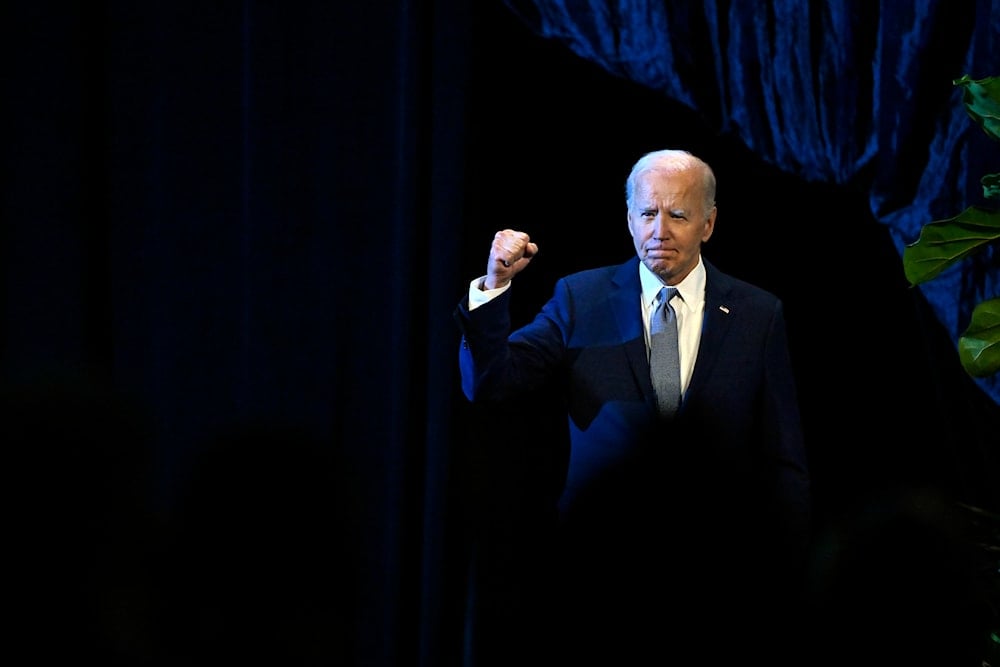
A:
2 1 997 665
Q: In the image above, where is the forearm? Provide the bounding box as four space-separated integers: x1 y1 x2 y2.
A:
455 288 566 402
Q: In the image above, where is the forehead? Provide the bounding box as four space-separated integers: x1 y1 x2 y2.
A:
633 168 700 204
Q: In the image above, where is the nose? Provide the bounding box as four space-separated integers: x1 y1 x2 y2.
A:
652 215 670 240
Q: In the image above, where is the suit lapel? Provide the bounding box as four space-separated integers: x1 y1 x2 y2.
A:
686 261 736 401
610 260 658 405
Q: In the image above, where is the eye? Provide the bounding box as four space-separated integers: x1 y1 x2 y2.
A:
640 209 656 219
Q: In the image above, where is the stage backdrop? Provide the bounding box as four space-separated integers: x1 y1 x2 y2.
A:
1 2 998 666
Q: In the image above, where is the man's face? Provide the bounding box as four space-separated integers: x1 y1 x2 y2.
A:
627 167 716 285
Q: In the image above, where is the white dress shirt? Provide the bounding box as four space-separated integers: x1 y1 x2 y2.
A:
639 256 705 397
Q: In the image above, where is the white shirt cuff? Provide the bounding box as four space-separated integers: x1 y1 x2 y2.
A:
468 276 510 311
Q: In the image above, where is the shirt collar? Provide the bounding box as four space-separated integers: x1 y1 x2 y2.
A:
639 255 706 309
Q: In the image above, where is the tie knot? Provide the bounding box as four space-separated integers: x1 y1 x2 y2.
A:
653 286 679 330
660 286 678 304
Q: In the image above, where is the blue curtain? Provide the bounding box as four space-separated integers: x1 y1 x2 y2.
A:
504 0 1000 403
2 2 998 665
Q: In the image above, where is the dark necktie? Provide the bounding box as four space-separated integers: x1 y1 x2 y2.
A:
650 286 681 417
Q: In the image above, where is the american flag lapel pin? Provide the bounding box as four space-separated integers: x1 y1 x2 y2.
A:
719 305 730 314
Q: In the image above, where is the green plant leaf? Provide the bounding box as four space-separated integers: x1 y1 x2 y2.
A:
958 298 1000 377
902 205 1000 286
984 172 1000 200
954 74 1000 141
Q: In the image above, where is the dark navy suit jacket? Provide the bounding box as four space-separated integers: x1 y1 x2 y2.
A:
457 255 808 524
455 255 812 660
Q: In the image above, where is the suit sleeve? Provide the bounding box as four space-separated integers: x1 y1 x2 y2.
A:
454 280 570 403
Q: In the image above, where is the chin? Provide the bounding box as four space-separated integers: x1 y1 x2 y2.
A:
646 259 673 280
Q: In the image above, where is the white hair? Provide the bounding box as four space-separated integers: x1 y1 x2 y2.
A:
624 149 716 213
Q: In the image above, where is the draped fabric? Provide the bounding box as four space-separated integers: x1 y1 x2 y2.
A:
504 0 1000 403
3 2 999 666
0 2 473 665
